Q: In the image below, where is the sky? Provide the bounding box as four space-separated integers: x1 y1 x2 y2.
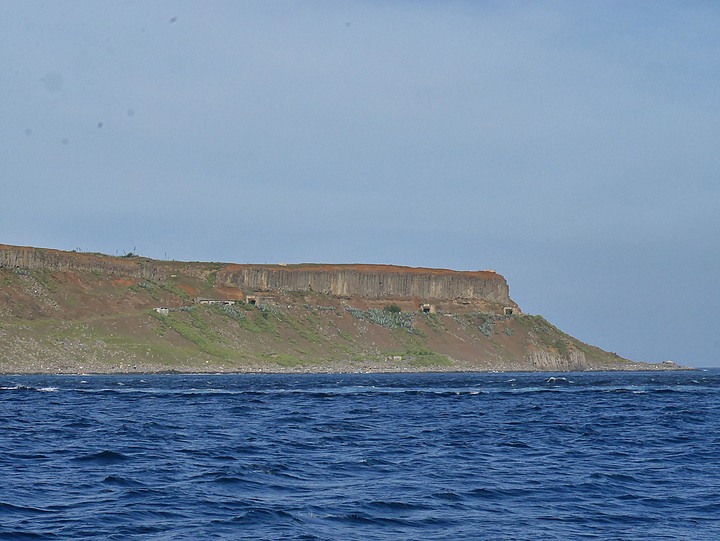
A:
2 1 719 367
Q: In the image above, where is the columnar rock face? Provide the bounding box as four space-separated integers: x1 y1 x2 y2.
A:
219 264 513 304
0 245 516 307
0 245 164 281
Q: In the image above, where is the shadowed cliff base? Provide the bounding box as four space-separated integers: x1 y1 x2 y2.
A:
0 244 687 374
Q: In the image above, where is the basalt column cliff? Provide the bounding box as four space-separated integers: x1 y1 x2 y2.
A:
216 264 518 313
0 245 519 313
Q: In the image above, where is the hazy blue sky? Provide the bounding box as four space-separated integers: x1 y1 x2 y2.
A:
2 1 719 366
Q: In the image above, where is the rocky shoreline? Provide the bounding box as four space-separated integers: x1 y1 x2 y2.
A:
0 357 690 376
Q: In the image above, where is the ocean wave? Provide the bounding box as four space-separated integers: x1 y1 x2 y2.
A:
325 511 416 526
73 450 131 464
546 376 575 385
0 385 58 392
0 501 55 515
230 508 301 524
102 475 145 487
4 370 720 540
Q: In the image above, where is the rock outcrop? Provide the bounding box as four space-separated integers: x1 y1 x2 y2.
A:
0 244 164 281
0 245 518 310
218 264 513 305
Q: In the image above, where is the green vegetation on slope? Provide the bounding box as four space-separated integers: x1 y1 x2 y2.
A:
0 263 671 373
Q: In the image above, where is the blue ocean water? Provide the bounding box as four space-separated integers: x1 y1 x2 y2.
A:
2 370 720 540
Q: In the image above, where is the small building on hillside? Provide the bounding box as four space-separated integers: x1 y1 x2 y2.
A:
194 298 236 306
245 295 275 306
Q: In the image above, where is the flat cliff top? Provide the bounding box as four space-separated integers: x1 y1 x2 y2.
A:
0 244 502 280
225 262 500 279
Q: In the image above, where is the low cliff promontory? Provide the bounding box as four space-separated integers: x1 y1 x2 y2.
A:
0 244 684 374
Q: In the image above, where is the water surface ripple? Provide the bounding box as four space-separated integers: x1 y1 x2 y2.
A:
2 370 720 539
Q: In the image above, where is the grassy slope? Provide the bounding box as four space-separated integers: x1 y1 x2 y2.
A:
0 265 676 373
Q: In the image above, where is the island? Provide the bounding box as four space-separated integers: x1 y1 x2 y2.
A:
0 244 685 373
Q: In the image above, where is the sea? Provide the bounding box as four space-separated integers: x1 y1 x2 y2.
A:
2 370 720 540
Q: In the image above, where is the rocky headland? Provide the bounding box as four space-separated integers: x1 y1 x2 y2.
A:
0 244 685 374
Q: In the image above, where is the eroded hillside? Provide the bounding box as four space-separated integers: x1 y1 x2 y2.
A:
0 245 681 373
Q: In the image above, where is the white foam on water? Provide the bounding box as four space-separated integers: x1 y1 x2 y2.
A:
0 385 58 392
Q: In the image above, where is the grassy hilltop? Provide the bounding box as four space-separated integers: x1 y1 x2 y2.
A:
0 246 681 374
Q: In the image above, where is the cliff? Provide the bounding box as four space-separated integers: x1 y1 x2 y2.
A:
0 244 165 281
218 264 513 305
0 244 684 374
0 244 517 311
